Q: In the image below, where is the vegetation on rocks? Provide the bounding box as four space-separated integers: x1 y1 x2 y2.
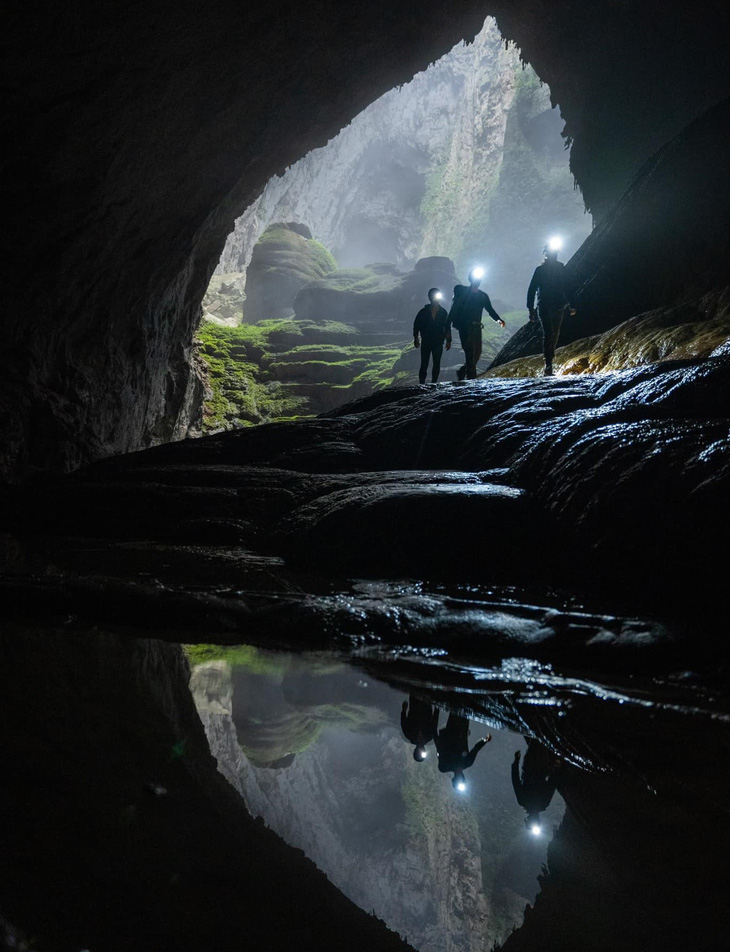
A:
196 317 405 432
487 289 730 379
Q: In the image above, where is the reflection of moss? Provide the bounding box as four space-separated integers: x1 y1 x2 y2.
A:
184 644 292 675
402 763 442 839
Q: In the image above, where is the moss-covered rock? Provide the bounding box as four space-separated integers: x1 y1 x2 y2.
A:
244 222 338 322
486 289 730 379
196 318 404 431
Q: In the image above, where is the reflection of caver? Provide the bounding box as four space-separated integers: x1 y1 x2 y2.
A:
435 713 491 790
512 740 561 834
401 696 439 762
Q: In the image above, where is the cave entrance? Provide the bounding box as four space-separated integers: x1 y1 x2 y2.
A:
196 16 591 433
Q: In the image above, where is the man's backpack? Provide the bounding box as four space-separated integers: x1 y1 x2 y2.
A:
449 285 467 330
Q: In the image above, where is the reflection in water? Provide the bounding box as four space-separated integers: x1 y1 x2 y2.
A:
434 713 491 792
189 648 564 952
401 695 439 763
511 741 561 836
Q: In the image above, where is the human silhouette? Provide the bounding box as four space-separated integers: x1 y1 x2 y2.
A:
412 288 451 383
526 238 576 376
447 267 505 380
434 713 491 790
401 695 439 762
512 740 561 833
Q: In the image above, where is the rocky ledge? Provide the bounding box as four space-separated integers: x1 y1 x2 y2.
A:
2 352 727 671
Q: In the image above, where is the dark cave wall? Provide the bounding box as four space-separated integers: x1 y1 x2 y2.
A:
1 0 488 478
491 1 730 219
3 0 729 478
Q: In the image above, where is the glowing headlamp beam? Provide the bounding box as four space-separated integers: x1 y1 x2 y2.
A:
547 236 563 252
530 824 542 836
456 782 467 792
470 267 485 280
434 292 443 301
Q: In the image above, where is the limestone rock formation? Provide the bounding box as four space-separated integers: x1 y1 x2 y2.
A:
487 287 730 379
243 222 337 322
216 18 589 307
197 256 518 431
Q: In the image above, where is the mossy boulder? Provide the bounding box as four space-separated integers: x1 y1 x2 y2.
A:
293 257 461 333
244 222 337 322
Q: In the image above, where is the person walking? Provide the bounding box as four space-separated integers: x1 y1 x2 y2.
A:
413 288 451 383
448 267 505 380
526 237 576 376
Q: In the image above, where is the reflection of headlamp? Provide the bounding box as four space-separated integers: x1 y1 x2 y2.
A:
422 751 428 758
434 292 443 301
471 267 484 280
547 236 563 252
456 781 467 792
530 824 542 836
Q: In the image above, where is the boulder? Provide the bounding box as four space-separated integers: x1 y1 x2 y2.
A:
244 223 337 322
293 256 461 334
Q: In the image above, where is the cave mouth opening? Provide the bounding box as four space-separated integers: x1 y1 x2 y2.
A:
193 16 591 435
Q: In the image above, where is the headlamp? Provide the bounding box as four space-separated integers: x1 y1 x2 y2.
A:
471 267 484 280
547 236 563 252
530 824 542 836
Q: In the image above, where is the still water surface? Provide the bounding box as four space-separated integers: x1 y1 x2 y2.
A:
188 642 730 952
188 646 569 951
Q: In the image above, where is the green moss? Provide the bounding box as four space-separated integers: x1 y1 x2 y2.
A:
197 315 406 429
183 643 292 675
304 266 401 294
196 321 307 430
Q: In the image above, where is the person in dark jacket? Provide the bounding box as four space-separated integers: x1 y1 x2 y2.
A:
435 713 491 791
526 238 576 376
512 740 561 834
448 267 505 380
413 288 451 383
401 695 439 762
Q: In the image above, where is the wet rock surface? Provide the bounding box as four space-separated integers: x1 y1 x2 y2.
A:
2 354 727 668
489 287 730 378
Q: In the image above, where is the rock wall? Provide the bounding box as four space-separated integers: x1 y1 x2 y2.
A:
216 18 589 306
491 97 730 368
